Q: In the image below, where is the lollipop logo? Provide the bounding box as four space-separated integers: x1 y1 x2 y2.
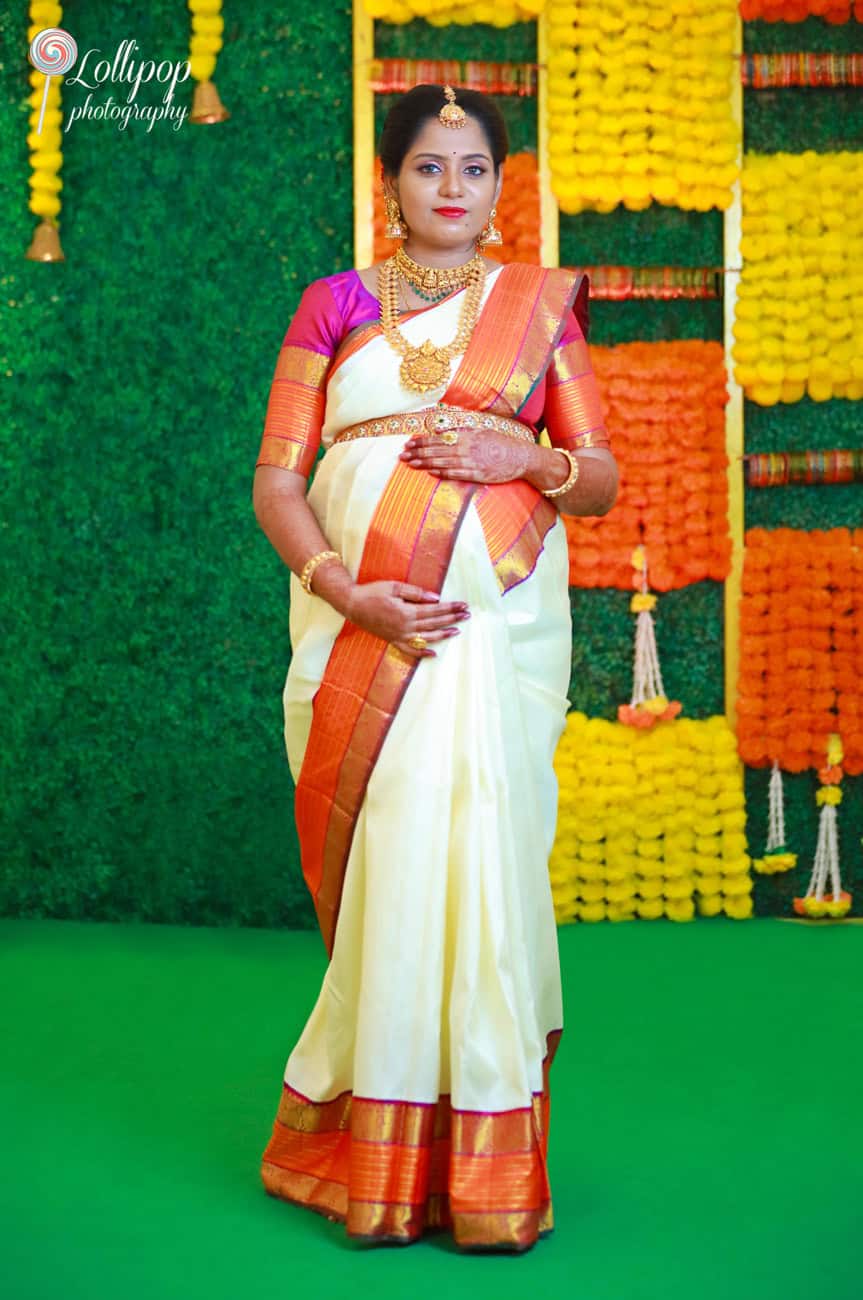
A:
28 27 78 134
28 30 191 135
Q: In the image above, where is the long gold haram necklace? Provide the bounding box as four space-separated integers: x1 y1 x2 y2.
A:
379 254 487 395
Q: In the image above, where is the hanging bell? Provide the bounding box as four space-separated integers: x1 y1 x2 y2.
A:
25 218 64 262
190 80 231 125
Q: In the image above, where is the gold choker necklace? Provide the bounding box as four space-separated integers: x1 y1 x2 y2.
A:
379 254 487 395
394 247 483 301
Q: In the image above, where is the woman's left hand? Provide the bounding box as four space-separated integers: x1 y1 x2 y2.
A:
399 429 536 484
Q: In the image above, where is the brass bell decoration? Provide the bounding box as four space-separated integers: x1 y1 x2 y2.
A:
25 218 65 262
190 80 230 124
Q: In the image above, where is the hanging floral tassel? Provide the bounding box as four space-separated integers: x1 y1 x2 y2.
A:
753 761 797 873
188 0 230 125
794 734 852 919
618 547 682 729
24 13 71 261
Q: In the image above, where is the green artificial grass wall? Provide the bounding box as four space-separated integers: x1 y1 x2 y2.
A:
1 5 859 925
1 0 355 926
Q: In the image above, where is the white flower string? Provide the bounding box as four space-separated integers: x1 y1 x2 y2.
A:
753 760 797 874
618 547 681 729
793 733 851 918
631 598 666 708
765 761 786 852
804 803 841 904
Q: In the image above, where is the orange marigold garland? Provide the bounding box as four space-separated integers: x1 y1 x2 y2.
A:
737 528 863 775
564 341 731 591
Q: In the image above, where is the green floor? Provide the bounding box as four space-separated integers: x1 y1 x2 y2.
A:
2 917 860 1300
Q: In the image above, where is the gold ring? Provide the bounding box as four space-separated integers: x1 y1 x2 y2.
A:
409 633 428 650
440 429 459 445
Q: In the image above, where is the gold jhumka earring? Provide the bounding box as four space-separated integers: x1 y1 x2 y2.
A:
384 193 407 240
477 207 503 247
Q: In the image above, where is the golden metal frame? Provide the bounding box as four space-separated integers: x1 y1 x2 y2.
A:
724 12 745 729
536 11 559 268
352 8 742 721
352 3 374 269
351 6 558 270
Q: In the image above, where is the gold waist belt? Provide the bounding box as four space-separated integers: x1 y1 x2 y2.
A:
331 404 536 446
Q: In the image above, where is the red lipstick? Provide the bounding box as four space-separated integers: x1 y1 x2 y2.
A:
434 207 467 218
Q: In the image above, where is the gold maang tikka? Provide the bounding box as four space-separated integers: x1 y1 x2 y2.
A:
439 85 467 129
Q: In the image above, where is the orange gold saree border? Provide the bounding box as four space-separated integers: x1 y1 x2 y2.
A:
255 346 329 478
294 271 587 952
475 481 559 595
544 335 610 452
294 462 476 956
260 1029 562 1250
444 265 584 418
502 267 586 415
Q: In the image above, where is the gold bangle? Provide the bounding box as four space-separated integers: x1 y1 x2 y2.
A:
299 549 341 595
542 448 579 499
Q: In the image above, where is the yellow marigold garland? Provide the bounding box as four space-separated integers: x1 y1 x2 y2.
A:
546 0 739 215
734 151 863 405
26 3 65 226
363 0 545 24
188 0 225 84
550 714 754 923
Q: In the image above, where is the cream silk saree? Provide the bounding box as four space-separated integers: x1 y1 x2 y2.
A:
257 263 608 1251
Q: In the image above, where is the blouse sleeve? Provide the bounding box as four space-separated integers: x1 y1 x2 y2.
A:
255 279 343 478
542 306 610 452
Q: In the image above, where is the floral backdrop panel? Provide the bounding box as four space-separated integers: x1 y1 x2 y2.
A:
550 713 753 924
546 0 739 215
563 340 731 591
734 151 863 406
737 528 863 774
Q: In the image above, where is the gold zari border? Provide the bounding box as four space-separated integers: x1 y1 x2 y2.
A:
255 433 309 473
274 344 331 386
260 1029 562 1251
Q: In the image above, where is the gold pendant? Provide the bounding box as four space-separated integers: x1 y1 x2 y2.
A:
399 340 450 393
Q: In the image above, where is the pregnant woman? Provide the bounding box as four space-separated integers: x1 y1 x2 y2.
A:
253 83 618 1253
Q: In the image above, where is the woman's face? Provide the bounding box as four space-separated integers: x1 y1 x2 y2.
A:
389 114 502 253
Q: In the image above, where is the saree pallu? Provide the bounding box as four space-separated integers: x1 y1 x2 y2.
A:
260 265 581 1251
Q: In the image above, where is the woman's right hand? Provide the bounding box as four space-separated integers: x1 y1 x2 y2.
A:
344 581 470 659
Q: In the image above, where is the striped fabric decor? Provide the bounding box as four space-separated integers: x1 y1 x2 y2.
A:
741 52 863 88
567 265 723 301
369 58 538 96
744 450 863 487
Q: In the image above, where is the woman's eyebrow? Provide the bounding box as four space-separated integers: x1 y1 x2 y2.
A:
411 151 491 161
